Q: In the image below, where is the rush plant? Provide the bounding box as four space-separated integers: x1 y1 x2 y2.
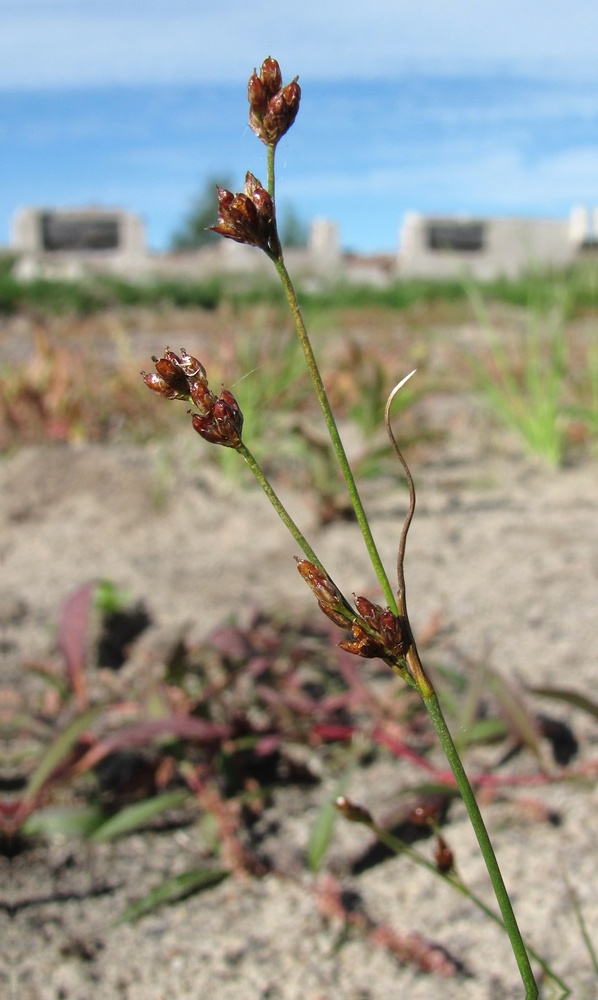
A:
142 57 540 998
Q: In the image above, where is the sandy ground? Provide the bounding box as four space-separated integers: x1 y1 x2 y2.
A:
2 368 598 999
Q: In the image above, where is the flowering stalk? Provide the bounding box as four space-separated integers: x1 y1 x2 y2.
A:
141 350 408 670
143 56 541 999
209 59 397 607
271 253 399 613
236 441 324 571
384 381 538 996
143 347 322 564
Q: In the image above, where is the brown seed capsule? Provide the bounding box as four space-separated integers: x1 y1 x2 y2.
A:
210 174 276 252
153 353 181 382
144 347 245 449
189 377 216 415
142 348 194 400
257 81 301 144
281 80 301 111
248 72 269 115
295 560 352 628
142 371 187 400
296 559 340 606
177 349 207 381
410 803 440 827
191 388 244 448
339 621 386 659
253 187 274 221
434 835 454 874
335 796 373 825
217 187 235 212
259 56 282 97
354 595 383 629
379 609 411 658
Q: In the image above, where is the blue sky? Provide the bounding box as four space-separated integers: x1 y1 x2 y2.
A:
2 0 598 251
4 0 598 87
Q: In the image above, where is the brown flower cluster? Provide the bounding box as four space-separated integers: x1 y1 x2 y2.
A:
335 796 374 826
295 559 354 627
210 171 277 254
142 348 244 449
248 56 301 146
142 348 206 401
296 560 412 667
339 595 412 663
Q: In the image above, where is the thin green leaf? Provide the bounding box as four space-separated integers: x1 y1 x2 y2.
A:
527 685 598 722
465 718 508 744
94 579 130 616
24 707 101 800
454 661 487 752
366 815 570 995
485 670 544 761
307 764 356 873
565 877 598 978
90 789 191 843
22 804 106 839
23 665 70 701
117 868 229 924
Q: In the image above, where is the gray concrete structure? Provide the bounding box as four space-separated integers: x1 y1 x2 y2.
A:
399 209 588 280
11 206 147 280
7 203 594 286
9 207 349 285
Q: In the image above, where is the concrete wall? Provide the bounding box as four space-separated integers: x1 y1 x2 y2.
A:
11 206 147 280
9 204 593 286
399 210 586 280
9 208 351 285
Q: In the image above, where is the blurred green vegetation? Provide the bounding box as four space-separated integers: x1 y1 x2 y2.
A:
1 258 596 466
0 259 595 317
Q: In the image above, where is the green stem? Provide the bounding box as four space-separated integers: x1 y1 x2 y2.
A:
367 822 568 995
267 143 276 199
424 688 539 999
237 441 323 570
270 255 397 613
263 119 538 998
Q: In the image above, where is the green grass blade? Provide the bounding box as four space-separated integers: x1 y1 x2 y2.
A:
565 878 598 979
90 789 191 843
527 685 598 721
24 707 101 800
307 763 356 873
117 868 229 924
486 670 544 762
22 804 106 839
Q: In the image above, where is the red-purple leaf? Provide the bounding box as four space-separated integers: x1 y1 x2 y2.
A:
57 582 95 706
73 716 230 774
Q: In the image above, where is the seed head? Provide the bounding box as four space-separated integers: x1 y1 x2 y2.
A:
142 348 200 400
210 172 276 253
258 56 282 97
191 389 244 449
295 559 353 628
248 57 301 146
353 596 411 659
142 349 244 449
335 796 373 826
434 835 454 874
339 620 386 659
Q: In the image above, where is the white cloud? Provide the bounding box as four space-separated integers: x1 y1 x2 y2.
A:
2 0 598 88
295 144 598 216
